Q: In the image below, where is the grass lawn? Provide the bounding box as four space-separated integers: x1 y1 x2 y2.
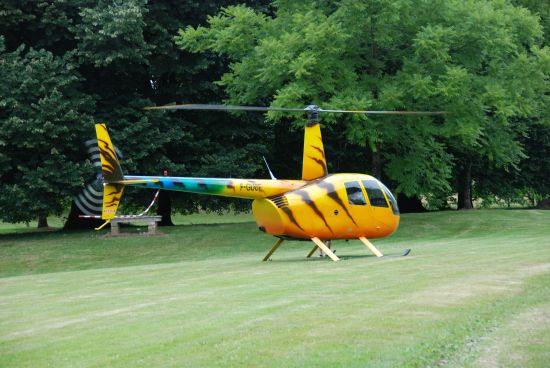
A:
0 209 549 367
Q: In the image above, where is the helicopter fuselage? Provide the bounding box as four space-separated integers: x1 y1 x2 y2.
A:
253 173 399 240
127 173 399 241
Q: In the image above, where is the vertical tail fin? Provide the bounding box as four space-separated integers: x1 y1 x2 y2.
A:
302 121 327 180
101 183 124 220
95 124 124 220
95 124 124 182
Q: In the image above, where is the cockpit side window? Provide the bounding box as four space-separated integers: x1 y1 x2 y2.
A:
344 181 366 205
362 180 389 208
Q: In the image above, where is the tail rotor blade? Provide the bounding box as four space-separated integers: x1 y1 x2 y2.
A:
74 133 127 217
85 138 123 172
74 177 104 216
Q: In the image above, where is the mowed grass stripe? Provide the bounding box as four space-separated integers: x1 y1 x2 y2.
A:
0 209 549 367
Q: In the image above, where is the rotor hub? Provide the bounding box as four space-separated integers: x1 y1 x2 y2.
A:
304 105 320 126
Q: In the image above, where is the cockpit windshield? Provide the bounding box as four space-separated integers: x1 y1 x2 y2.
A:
362 180 389 208
378 181 400 215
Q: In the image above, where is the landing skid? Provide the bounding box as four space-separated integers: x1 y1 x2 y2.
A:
389 248 411 257
262 236 411 262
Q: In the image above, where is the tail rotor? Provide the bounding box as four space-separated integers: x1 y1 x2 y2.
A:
73 136 125 218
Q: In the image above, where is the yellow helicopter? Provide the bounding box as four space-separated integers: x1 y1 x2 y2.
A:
95 104 443 261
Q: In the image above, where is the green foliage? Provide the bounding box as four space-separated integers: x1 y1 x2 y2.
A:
177 0 549 206
0 43 93 222
384 126 454 196
0 1 274 221
475 121 550 206
513 0 550 46
73 0 150 67
0 0 548 221
383 0 548 162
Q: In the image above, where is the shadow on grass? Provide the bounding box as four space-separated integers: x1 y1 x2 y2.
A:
0 228 85 243
267 254 378 263
271 251 411 263
0 221 257 242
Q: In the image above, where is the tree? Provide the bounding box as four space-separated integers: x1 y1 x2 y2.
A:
0 0 273 227
391 1 549 209
513 0 550 46
0 39 93 226
473 120 550 207
176 0 548 211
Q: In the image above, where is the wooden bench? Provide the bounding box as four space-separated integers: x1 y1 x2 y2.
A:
109 215 162 236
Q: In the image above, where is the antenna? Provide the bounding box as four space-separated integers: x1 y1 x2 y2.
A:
262 156 277 180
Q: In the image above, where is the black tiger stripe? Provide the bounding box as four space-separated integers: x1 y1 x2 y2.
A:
281 206 304 231
311 145 325 158
293 190 333 233
104 184 123 207
318 181 357 226
307 155 328 175
105 197 121 207
97 138 123 181
97 139 117 162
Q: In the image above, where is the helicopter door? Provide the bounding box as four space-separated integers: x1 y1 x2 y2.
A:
343 181 370 234
362 179 391 224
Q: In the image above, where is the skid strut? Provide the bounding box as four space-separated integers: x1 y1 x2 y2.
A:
359 237 383 257
306 244 318 258
262 238 284 261
311 237 339 261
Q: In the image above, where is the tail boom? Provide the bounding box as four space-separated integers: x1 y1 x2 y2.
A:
94 123 307 221
123 176 306 200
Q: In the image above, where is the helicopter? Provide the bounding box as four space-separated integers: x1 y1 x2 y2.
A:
94 104 444 261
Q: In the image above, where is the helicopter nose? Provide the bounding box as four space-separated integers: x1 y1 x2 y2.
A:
380 213 400 236
391 213 400 234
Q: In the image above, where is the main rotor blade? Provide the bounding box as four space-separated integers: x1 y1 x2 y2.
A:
144 103 446 115
143 104 305 112
318 109 446 115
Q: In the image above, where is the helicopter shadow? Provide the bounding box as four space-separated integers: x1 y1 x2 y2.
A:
268 249 411 263
269 253 377 263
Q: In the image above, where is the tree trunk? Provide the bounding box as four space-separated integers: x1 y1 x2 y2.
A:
397 193 426 213
156 190 174 226
37 214 48 228
536 198 550 209
457 160 474 210
63 201 104 230
371 145 382 179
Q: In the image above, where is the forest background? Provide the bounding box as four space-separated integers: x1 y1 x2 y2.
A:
0 0 548 229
